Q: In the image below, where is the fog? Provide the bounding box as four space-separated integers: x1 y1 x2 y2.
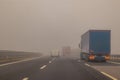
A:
0 0 120 54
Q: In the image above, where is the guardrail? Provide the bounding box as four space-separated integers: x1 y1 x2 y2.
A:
0 51 42 63
110 55 120 62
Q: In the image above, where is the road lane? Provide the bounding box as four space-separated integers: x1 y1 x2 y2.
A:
0 57 52 80
0 57 112 80
29 57 111 80
79 59 120 80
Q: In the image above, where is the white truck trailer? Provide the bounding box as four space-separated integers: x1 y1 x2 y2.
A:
50 50 60 57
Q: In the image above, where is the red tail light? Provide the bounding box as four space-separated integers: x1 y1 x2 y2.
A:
89 55 95 60
105 55 110 60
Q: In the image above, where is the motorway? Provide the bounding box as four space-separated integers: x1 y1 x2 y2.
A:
0 56 119 80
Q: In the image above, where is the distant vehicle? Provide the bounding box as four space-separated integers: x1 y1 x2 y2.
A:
80 30 111 62
62 46 71 56
50 50 60 57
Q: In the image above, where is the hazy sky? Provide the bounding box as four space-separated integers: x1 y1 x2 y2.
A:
0 0 120 54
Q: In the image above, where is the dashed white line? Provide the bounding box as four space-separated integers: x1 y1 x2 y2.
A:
40 65 47 70
78 60 81 62
52 58 56 61
85 63 91 67
101 72 118 80
22 77 29 80
49 58 56 64
49 61 52 63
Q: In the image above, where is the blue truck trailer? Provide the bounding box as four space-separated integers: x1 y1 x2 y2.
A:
80 30 111 61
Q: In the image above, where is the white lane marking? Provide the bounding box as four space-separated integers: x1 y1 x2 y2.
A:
40 65 47 70
85 63 91 67
49 58 56 63
0 57 41 67
52 58 56 61
22 77 29 80
49 61 52 63
101 72 118 80
107 61 120 65
78 60 81 62
84 63 118 80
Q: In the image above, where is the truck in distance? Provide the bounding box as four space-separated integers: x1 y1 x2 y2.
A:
80 30 111 62
62 46 71 56
50 50 60 57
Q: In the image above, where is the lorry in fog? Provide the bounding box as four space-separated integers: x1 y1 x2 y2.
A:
62 46 71 56
80 30 111 62
50 50 60 57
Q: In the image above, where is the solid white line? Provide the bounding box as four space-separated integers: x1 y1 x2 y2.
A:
107 61 120 65
84 63 118 80
40 65 47 70
22 77 29 80
0 57 41 67
101 72 118 80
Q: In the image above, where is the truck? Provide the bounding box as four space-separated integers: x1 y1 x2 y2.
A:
80 30 111 62
50 50 60 57
62 46 71 56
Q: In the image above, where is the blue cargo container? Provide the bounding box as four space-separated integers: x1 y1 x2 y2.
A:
80 30 111 61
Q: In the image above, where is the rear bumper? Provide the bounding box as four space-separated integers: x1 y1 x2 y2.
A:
94 56 106 61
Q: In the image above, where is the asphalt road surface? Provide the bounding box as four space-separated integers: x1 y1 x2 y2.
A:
0 56 112 80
